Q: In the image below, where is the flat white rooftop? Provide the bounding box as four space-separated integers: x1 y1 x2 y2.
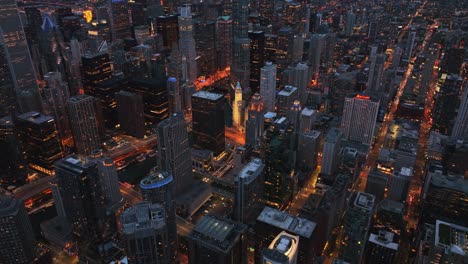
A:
257 206 316 238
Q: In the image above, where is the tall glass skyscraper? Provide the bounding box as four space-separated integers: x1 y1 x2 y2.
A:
0 0 40 113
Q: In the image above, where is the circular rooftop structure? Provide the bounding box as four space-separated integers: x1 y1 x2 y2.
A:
140 170 173 190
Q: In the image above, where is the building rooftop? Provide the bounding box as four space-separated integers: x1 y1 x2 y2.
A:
0 196 20 216
140 171 173 190
368 231 399 251
301 107 316 117
121 202 166 234
379 199 404 214
257 206 316 238
353 192 375 211
238 158 264 183
192 91 223 101
435 220 468 256
278 85 298 97
302 130 321 139
190 214 247 253
325 127 342 143
430 173 468 193
17 111 54 125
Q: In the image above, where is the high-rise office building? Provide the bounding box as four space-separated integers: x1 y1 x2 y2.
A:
300 108 317 133
140 171 177 262
345 12 356 36
388 167 412 203
321 128 343 180
367 53 386 92
245 93 265 147
0 0 40 113
178 6 197 82
288 100 302 130
262 231 300 264
128 78 170 126
260 62 277 113
81 52 113 92
67 95 101 156
287 62 310 105
188 214 248 264
234 158 264 224
156 113 193 194
364 230 399 264
249 30 265 95
111 0 131 41
16 111 63 175
297 130 321 172
255 206 317 263
121 202 172 264
258 0 275 24
262 119 296 209
339 192 375 263
405 31 416 61
43 72 72 146
0 116 25 185
277 85 298 117
231 0 250 86
156 14 179 50
451 83 468 141
0 196 36 264
276 27 294 78
90 150 122 210
54 155 106 239
115 90 145 138
192 91 226 156
195 19 216 77
309 34 326 74
0 35 17 117
341 94 380 146
216 16 232 70
167 77 182 114
365 168 388 202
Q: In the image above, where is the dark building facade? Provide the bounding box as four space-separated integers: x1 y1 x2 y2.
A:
115 90 145 138
192 91 226 156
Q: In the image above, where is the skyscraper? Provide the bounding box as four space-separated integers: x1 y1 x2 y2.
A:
234 158 264 224
111 0 131 41
91 150 122 210
287 62 310 105
192 91 226 156
231 0 250 86
16 111 63 176
245 93 265 147
115 90 145 138
308 34 325 74
178 6 197 82
194 19 216 77
339 192 376 263
341 94 380 146
156 112 193 194
321 128 343 179
188 214 248 264
156 14 179 50
249 30 265 95
262 231 300 264
43 72 72 146
367 53 386 91
0 0 40 113
405 31 416 61
0 196 36 264
277 85 298 118
216 16 232 71
232 82 244 130
54 155 106 239
365 168 388 202
387 167 412 203
128 78 170 126
260 62 277 113
297 130 321 172
121 202 172 264
140 171 177 262
167 77 182 114
67 95 101 156
451 83 468 141
345 12 356 36
81 52 112 92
